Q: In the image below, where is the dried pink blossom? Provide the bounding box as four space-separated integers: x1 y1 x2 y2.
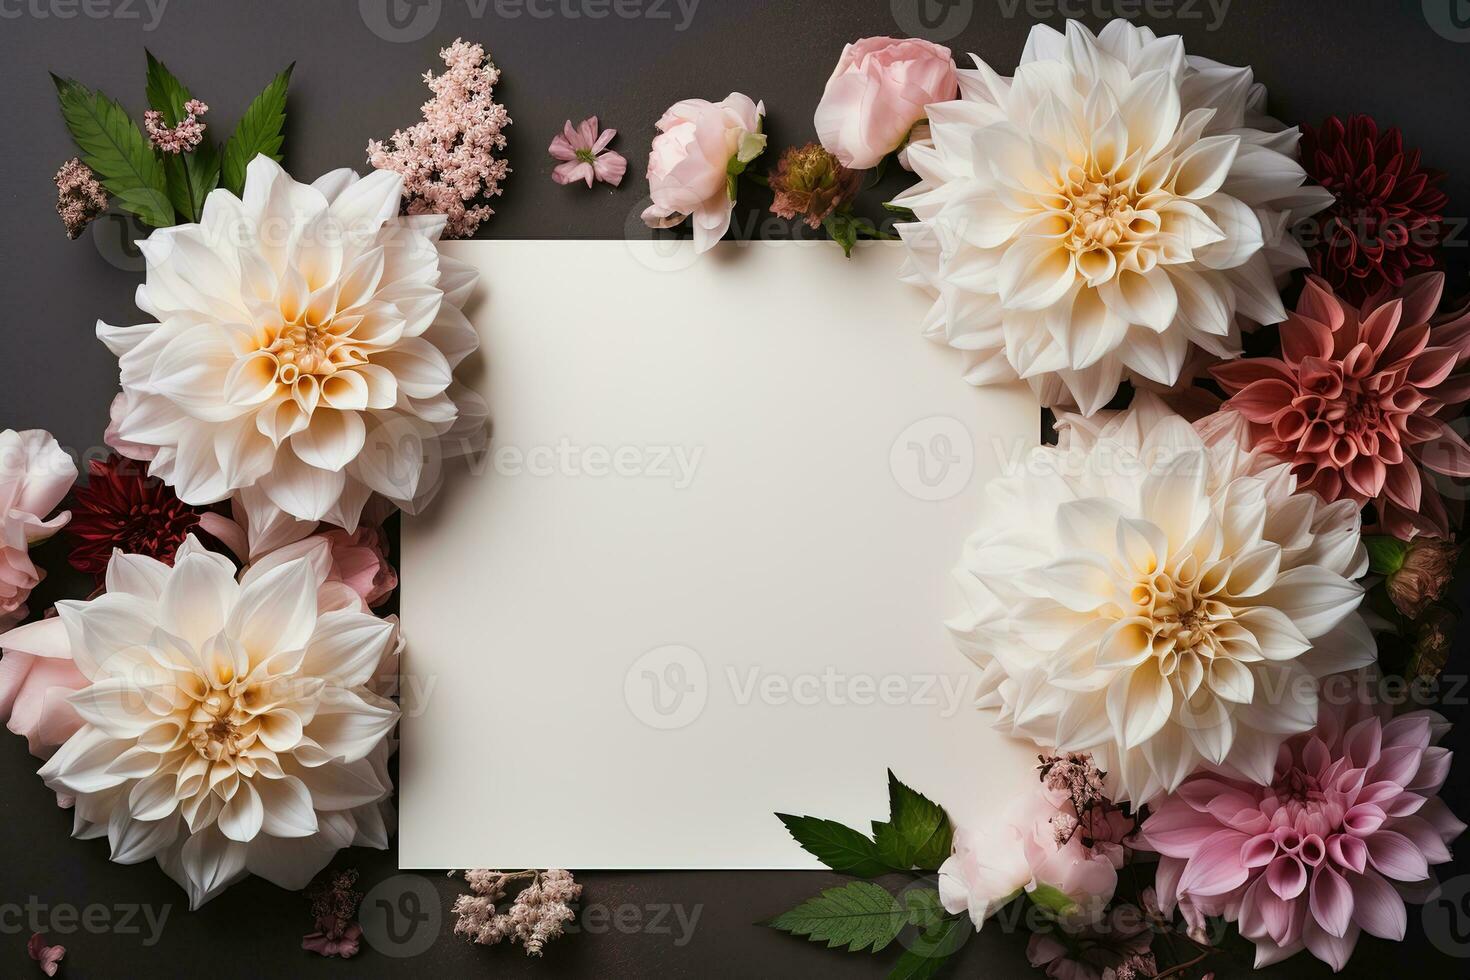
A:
302 870 364 958
367 38 511 238
27 934 64 976
452 869 581 956
144 99 208 153
54 158 107 239
548 117 626 188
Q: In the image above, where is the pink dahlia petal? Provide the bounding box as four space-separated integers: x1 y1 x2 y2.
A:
1348 871 1406 940
1302 916 1360 973
1365 830 1430 881
1308 864 1354 938
1177 830 1251 897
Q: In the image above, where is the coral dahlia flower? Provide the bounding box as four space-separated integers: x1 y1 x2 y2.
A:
950 394 1372 804
1213 273 1470 539
1145 696 1464 971
895 18 1332 415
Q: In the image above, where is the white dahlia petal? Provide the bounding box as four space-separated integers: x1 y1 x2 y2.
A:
900 18 1328 414
98 155 485 527
951 396 1369 802
36 536 399 908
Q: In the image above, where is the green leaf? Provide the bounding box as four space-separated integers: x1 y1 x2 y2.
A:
52 74 173 228
824 212 859 258
766 881 909 953
901 888 947 935
872 770 954 872
776 813 889 877
220 63 294 196
1366 535 1409 576
1027 884 1079 918
144 49 191 125
888 916 971 980
882 201 918 222
146 50 219 222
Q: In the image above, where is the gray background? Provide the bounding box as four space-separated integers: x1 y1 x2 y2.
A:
3 0 1470 976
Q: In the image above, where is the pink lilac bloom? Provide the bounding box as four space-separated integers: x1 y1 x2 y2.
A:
367 38 511 238
1143 695 1464 972
1212 272 1470 539
143 99 208 153
53 158 107 239
549 117 626 188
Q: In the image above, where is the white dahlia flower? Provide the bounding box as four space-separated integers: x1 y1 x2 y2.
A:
21 536 398 908
896 19 1333 415
950 395 1372 804
100 155 486 530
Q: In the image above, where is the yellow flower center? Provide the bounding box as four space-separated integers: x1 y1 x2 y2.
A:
1058 166 1165 281
187 691 255 762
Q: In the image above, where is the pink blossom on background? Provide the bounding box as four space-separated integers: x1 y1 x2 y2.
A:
940 755 1133 929
641 93 766 253
0 614 86 759
53 158 107 239
1026 903 1156 980
1143 695 1465 972
813 36 957 170
27 933 64 976
549 117 626 188
0 429 77 630
320 525 398 607
367 38 511 239
143 99 208 154
1212 273 1470 539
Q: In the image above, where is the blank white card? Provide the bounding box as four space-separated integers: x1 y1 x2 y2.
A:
399 240 1040 869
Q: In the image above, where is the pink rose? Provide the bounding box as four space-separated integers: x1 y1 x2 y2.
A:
0 616 86 759
814 36 958 170
940 777 1127 929
0 429 76 629
320 525 398 608
641 93 766 253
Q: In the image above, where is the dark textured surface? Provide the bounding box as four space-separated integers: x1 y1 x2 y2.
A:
2 0 1470 975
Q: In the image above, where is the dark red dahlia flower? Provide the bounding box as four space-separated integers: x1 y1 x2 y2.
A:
65 455 206 580
1298 115 1447 306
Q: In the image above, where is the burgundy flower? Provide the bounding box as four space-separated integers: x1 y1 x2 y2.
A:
64 455 206 580
1212 273 1470 539
1298 115 1447 305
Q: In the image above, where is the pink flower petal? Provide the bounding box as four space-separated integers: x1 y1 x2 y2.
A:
1348 870 1407 940
1309 863 1354 938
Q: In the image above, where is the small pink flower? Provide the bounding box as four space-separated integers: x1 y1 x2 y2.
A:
549 117 626 188
814 36 958 170
27 933 64 976
1144 695 1465 972
144 99 208 154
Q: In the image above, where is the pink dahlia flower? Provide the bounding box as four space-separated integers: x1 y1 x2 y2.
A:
1143 696 1464 972
1213 273 1470 538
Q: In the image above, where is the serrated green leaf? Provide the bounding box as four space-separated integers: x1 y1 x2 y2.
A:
52 74 173 229
767 881 908 953
872 770 953 872
888 916 970 980
221 63 293 196
776 813 889 877
145 49 191 125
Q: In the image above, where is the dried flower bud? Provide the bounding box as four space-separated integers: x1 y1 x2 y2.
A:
1408 605 1455 683
768 143 861 229
54 158 107 239
1387 538 1459 619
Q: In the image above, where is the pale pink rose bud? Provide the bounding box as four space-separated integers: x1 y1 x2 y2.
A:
641 93 766 254
814 36 958 171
